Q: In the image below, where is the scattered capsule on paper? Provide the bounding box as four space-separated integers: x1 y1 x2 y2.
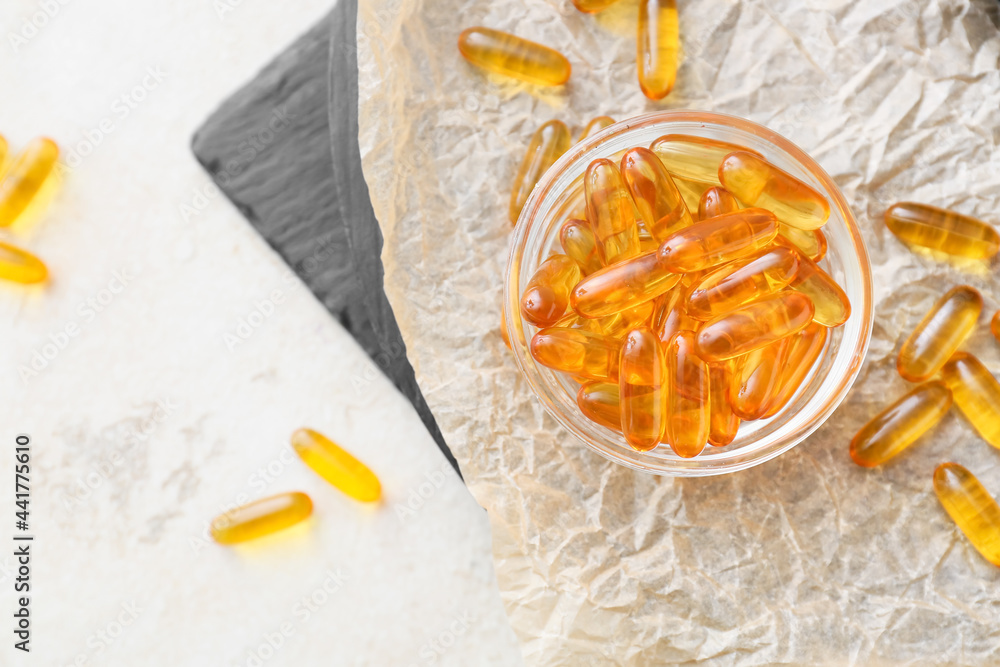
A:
897 286 982 383
510 120 572 225
940 353 1000 449
291 428 382 502
885 202 999 260
457 27 571 87
211 492 313 545
934 463 1000 567
0 242 47 284
0 137 59 227
637 0 679 100
849 382 953 467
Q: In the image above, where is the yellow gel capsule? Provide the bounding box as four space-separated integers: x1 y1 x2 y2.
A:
572 0 622 12
719 151 830 231
0 241 48 284
653 283 699 344
849 381 953 467
992 310 1000 345
509 120 572 224
585 158 642 264
530 327 620 381
649 135 760 185
687 246 799 321
559 218 604 275
621 147 693 241
731 337 791 420
778 224 827 262
620 327 667 451
697 186 739 221
597 300 656 339
520 254 582 327
577 381 622 431
673 177 710 213
637 0 679 101
696 290 815 361
761 322 827 418
0 137 60 227
940 353 1000 449
291 429 382 501
784 248 851 328
708 360 740 447
211 492 313 545
457 27 571 87
885 202 1000 260
570 250 680 319
577 116 615 142
933 463 1000 567
656 208 778 273
665 331 710 457
898 286 982 383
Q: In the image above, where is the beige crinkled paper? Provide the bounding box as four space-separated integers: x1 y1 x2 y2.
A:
357 0 1000 663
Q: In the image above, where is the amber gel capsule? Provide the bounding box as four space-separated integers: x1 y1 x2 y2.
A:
665 331 710 457
940 353 1000 448
650 135 757 185
992 310 1000 344
0 242 47 284
572 0 621 12
571 250 680 319
782 246 851 328
621 147 693 241
885 202 1000 260
731 337 791 420
211 492 313 545
520 254 582 327
687 246 799 321
697 291 815 361
898 286 982 383
708 360 740 447
577 382 621 431
637 0 679 100
761 322 827 418
530 327 620 381
653 284 699 344
509 120 572 224
0 138 59 227
457 27 571 87
934 463 1000 567
719 152 830 231
849 382 952 467
559 218 603 275
698 186 739 221
585 158 642 264
657 208 778 273
779 224 827 262
597 301 656 339
619 328 667 451
292 429 381 501
577 116 615 142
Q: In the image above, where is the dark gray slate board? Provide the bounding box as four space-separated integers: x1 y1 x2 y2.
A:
190 3 459 477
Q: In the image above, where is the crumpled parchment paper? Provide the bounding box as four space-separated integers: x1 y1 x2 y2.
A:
357 0 1000 662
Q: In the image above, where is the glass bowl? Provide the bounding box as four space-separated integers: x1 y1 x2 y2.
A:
503 110 874 477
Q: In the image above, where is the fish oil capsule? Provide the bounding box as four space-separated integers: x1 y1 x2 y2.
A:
665 331 710 457
637 0 679 100
509 120 572 224
597 301 655 339
291 429 382 501
761 322 827 418
697 186 739 221
457 27 571 87
673 177 710 214
940 353 1000 448
933 463 1000 567
649 135 758 185
559 218 604 275
885 202 1000 260
992 311 1000 344
0 242 47 284
719 152 830 231
653 284 699 344
849 382 953 467
585 158 642 264
571 250 680 319
211 492 313 544
778 224 827 262
577 116 615 142
572 0 622 12
687 246 799 321
898 286 982 383
520 254 582 327
708 360 740 446
697 291 815 361
0 137 60 227
656 208 778 273
731 337 791 420
781 247 851 327
620 328 667 451
577 382 621 431
621 147 693 241
530 327 620 381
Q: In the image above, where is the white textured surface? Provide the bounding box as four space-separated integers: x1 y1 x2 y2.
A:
0 1 521 665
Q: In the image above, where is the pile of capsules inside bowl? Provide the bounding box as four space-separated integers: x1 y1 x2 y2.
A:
511 134 849 458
